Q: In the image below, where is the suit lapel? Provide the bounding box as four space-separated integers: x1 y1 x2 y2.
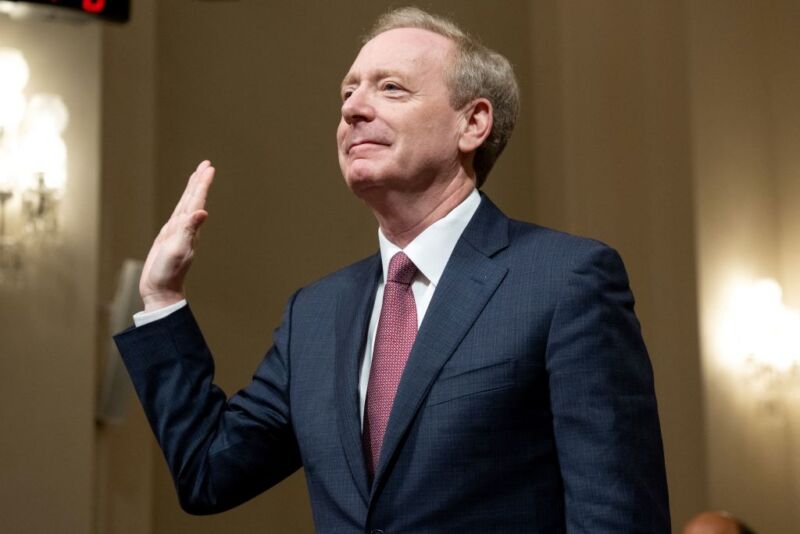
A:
370 195 510 498
334 254 381 505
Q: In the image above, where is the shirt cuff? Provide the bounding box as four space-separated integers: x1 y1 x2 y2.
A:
133 299 188 327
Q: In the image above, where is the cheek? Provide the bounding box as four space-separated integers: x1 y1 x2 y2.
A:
414 122 459 161
418 108 459 143
336 121 347 149
336 123 349 172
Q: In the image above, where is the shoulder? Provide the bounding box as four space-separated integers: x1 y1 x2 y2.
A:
491 220 632 316
469 194 622 273
503 217 626 277
290 253 380 303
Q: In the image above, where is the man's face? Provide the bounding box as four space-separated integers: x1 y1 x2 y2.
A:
337 28 464 197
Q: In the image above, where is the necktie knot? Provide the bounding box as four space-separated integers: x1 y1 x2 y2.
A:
387 252 416 285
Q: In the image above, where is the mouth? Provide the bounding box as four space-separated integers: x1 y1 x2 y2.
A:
347 140 389 154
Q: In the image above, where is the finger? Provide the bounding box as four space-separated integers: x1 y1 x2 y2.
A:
186 164 215 213
173 160 210 218
184 161 214 214
172 162 202 217
171 165 200 218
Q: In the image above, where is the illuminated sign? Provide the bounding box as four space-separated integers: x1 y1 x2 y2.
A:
4 0 130 22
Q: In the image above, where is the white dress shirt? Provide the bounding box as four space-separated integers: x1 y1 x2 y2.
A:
133 189 483 427
358 189 481 424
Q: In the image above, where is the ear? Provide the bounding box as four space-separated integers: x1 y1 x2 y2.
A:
458 98 493 154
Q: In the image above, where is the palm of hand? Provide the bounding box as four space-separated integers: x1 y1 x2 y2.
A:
139 160 215 311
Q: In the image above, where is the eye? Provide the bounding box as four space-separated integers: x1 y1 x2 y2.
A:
342 89 354 102
383 82 401 92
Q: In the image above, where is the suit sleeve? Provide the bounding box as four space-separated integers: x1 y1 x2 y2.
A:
545 243 670 533
113 293 303 515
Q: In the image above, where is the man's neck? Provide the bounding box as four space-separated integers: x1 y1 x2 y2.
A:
369 177 475 249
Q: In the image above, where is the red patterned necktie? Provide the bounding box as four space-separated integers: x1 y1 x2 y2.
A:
363 251 418 477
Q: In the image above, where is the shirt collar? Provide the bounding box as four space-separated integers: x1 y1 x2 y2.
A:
378 188 481 286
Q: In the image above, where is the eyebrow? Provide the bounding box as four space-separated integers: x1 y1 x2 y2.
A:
340 68 407 90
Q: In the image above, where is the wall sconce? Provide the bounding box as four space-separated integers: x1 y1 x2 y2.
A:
721 278 800 398
0 46 69 284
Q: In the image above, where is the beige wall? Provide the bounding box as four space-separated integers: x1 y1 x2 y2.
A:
689 1 800 532
771 1 800 308
0 13 100 534
95 1 157 532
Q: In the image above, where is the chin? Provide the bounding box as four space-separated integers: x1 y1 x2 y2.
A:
343 162 384 193
344 173 383 199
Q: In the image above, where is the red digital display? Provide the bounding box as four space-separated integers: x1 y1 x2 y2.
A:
82 0 106 15
6 0 129 22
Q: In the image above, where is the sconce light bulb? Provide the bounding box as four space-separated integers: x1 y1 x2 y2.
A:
0 48 30 131
0 48 30 94
20 129 67 190
24 94 69 134
0 91 27 131
722 278 800 373
751 279 783 307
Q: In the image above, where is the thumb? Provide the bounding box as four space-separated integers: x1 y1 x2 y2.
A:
184 209 209 238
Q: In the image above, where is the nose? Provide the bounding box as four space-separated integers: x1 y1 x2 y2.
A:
341 85 375 125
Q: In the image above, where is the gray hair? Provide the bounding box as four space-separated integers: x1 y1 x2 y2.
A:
364 7 520 187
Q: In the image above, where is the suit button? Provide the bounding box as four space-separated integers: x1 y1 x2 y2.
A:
369 530 384 534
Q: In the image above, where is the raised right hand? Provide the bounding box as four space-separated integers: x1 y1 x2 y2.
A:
139 160 215 312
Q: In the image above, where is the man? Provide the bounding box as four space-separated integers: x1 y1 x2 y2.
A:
116 7 670 533
683 511 758 534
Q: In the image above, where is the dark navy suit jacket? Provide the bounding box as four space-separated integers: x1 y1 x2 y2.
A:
115 195 670 533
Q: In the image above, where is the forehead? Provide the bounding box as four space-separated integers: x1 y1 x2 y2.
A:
342 27 455 86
